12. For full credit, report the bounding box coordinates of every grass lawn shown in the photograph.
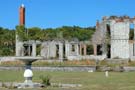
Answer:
[0,70,135,90]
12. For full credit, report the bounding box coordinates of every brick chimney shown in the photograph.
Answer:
[19,4,25,25]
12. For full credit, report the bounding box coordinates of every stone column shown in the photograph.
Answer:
[16,43,20,56]
[93,44,97,55]
[59,43,63,61]
[129,43,133,57]
[40,43,45,57]
[47,42,50,59]
[21,46,24,56]
[65,43,69,57]
[79,44,82,55]
[16,42,23,56]
[133,44,135,56]
[134,23,135,40]
[32,42,36,56]
[76,44,79,56]
[84,45,87,55]
[133,21,135,56]
[49,42,56,58]
[16,28,23,56]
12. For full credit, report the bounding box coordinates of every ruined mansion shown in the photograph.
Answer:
[16,16,135,61]
[14,5,135,61]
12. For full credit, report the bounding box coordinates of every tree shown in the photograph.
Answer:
[16,25,28,41]
[27,27,42,40]
[0,25,96,56]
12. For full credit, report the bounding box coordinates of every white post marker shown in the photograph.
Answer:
[88,70,93,72]
[105,71,109,77]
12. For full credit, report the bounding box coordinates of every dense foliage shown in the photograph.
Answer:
[0,26,95,56]
[0,27,15,56]
[16,25,95,41]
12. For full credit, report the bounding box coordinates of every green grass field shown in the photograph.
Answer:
[0,70,135,90]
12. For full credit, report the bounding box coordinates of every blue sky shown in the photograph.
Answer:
[0,0,134,29]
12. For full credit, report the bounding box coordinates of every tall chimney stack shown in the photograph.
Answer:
[16,4,25,56]
[19,4,25,25]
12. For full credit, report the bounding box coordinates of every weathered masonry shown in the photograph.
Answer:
[15,40,97,61]
[16,4,101,61]
[16,4,135,61]
[92,16,135,60]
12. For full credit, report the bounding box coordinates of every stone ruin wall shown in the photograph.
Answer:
[92,16,135,59]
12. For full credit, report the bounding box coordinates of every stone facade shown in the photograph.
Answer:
[15,4,135,61]
[14,4,106,61]
[92,16,135,60]
[15,40,99,61]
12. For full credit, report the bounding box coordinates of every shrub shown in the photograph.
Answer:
[128,60,135,66]
[39,75,51,86]
[0,61,24,66]
[33,60,96,66]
